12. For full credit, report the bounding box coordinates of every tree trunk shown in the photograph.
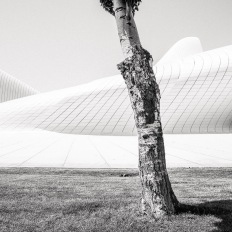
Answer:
[113,0,179,218]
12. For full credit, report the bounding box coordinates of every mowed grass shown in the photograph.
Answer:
[0,168,232,232]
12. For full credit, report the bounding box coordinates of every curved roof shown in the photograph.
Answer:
[157,37,203,65]
[0,69,39,103]
[0,44,232,134]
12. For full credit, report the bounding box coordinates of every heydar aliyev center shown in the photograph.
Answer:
[1,37,232,168]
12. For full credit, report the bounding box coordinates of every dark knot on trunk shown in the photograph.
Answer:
[117,47,153,80]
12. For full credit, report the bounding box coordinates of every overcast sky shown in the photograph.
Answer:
[0,0,232,92]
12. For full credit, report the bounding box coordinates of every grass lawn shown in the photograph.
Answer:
[0,168,231,232]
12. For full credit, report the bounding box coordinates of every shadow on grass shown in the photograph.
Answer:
[177,200,232,232]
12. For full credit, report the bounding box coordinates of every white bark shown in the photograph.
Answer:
[113,0,141,58]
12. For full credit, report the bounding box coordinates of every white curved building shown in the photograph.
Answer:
[0,69,38,103]
[157,37,203,65]
[0,43,232,134]
[0,38,232,168]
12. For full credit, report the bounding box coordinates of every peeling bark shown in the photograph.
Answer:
[113,0,179,218]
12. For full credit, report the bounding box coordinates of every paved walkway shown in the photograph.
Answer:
[0,131,231,168]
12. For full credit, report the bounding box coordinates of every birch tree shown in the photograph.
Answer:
[100,0,179,218]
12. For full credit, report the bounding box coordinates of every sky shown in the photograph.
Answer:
[0,0,232,92]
